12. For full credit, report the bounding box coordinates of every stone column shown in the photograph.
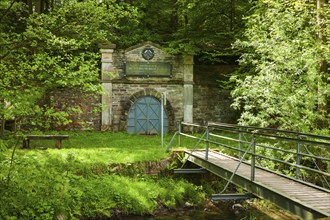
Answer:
[100,43,116,130]
[183,54,194,123]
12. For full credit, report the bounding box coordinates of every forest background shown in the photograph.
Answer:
[0,0,329,219]
[0,0,329,134]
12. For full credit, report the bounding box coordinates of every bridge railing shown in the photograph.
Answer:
[168,121,330,191]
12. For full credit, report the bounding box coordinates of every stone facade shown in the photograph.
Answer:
[51,42,238,132]
[100,41,190,132]
[110,84,180,131]
[99,41,239,132]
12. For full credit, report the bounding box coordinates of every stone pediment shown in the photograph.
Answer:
[124,41,173,62]
[123,41,177,77]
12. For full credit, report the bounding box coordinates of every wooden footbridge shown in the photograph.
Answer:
[167,122,330,219]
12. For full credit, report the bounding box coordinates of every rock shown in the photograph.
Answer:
[56,214,66,220]
[184,201,193,208]
[232,203,245,215]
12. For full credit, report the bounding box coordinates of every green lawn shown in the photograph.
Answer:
[15,131,211,165]
[19,132,173,164]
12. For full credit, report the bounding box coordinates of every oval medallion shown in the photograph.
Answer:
[142,48,155,60]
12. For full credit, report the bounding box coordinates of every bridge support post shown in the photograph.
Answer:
[239,127,243,159]
[251,136,256,181]
[205,126,209,160]
[178,121,181,147]
[296,135,301,179]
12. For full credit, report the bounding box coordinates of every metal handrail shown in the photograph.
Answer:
[256,143,330,162]
[169,121,330,190]
[209,122,330,141]
[209,122,330,146]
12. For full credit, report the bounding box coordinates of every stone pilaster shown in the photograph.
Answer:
[183,54,194,123]
[100,43,116,130]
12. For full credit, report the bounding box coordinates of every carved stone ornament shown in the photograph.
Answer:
[142,48,155,60]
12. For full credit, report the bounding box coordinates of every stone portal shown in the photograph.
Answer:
[99,41,238,132]
[100,41,192,132]
[127,96,168,134]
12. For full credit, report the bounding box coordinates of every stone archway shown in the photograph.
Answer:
[100,42,194,132]
[123,89,175,133]
[127,96,168,134]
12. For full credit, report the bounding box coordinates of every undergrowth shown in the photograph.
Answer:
[0,132,205,219]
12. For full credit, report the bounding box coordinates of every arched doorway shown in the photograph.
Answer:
[127,96,168,134]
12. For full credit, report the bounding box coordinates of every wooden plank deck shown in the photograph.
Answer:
[185,150,330,219]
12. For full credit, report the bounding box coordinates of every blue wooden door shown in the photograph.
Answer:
[127,96,168,134]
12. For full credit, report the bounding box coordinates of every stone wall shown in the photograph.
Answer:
[193,65,239,125]
[49,89,101,130]
[193,87,238,124]
[112,43,184,80]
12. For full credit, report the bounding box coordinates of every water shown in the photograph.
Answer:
[145,210,238,220]
[111,210,237,220]
[109,201,297,220]
[110,204,253,220]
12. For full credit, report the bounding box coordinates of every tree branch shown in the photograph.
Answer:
[0,0,18,22]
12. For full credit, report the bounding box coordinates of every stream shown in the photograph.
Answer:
[111,209,241,220]
[109,201,293,220]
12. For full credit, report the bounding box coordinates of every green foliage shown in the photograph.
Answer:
[0,154,205,219]
[128,0,252,62]
[231,0,330,134]
[0,0,139,129]
[169,0,250,56]
[0,0,253,130]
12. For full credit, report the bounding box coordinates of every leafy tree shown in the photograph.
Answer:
[0,0,138,131]
[127,0,251,63]
[170,0,251,59]
[231,0,330,134]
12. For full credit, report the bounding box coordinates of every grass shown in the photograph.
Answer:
[0,131,207,219]
[13,130,215,165]
[17,131,174,164]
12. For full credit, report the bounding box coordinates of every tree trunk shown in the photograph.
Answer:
[36,0,42,13]
[230,0,235,31]
[27,0,33,14]
[1,119,5,139]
